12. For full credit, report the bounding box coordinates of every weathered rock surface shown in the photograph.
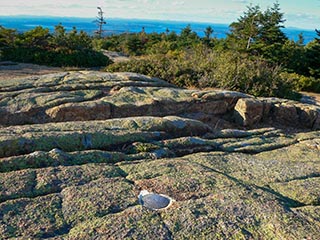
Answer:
[1,71,319,129]
[234,98,264,127]
[0,71,320,239]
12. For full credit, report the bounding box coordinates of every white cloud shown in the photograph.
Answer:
[172,1,185,6]
[0,0,318,29]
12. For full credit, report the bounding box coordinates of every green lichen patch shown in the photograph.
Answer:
[295,131,320,141]
[0,150,66,172]
[184,152,320,186]
[67,206,171,239]
[270,177,320,205]
[120,158,235,201]
[161,137,217,151]
[293,206,320,227]
[120,127,294,157]
[0,116,211,158]
[61,177,137,225]
[256,138,320,163]
[69,150,126,165]
[160,186,319,239]
[0,163,123,202]
[201,128,298,154]
[103,86,193,107]
[0,115,209,136]
[127,142,161,154]
[0,194,67,239]
[34,164,124,196]
[0,149,127,172]
[3,89,103,114]
[218,135,297,153]
[0,169,36,202]
[0,129,165,158]
[206,127,279,139]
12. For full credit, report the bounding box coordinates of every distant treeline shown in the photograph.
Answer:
[0,2,319,98]
[0,24,110,67]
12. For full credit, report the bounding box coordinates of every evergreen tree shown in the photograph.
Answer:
[316,29,320,43]
[95,7,106,38]
[179,25,200,48]
[20,26,50,48]
[297,33,304,46]
[66,27,92,50]
[180,24,193,38]
[228,5,261,50]
[51,23,67,48]
[203,26,214,47]
[227,2,287,51]
[204,26,214,40]
[305,39,320,78]
[258,2,287,46]
[0,26,18,48]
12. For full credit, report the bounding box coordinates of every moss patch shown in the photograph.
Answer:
[61,178,137,226]
[161,186,316,240]
[0,194,67,239]
[270,177,320,205]
[67,206,171,239]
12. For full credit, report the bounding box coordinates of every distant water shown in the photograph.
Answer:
[0,16,317,44]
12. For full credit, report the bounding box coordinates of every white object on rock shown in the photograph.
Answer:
[138,190,174,210]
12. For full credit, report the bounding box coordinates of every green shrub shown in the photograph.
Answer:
[106,52,201,87]
[0,25,111,68]
[280,72,320,93]
[2,47,111,67]
[203,51,299,99]
[106,46,298,99]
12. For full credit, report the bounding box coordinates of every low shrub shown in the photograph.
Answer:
[280,72,320,93]
[106,47,299,99]
[105,53,201,87]
[2,47,111,67]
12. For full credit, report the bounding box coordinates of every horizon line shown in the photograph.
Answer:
[0,14,317,32]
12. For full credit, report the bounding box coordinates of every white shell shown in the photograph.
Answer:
[138,190,174,210]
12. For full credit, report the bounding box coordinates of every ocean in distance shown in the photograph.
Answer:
[0,16,317,44]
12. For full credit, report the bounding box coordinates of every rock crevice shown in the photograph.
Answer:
[1,71,319,131]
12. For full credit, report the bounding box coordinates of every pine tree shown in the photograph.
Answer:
[227,2,287,51]
[95,7,106,38]
[0,26,17,48]
[51,23,67,48]
[316,29,320,43]
[21,26,50,48]
[204,26,214,40]
[228,5,261,50]
[258,2,287,46]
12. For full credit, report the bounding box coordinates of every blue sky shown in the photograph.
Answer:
[0,0,319,30]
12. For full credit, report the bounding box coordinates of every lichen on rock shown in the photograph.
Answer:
[0,71,319,239]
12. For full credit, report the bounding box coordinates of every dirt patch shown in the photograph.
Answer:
[102,50,130,63]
